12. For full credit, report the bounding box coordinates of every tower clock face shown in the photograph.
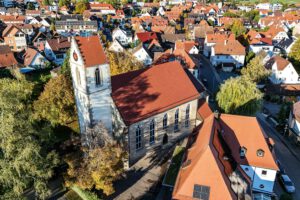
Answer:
[73,51,78,61]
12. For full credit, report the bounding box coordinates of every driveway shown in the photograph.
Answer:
[257,113,300,200]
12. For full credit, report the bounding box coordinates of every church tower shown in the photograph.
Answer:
[70,36,113,138]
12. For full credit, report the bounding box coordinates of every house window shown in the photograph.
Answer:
[76,68,81,86]
[262,170,267,176]
[150,120,155,144]
[174,109,179,132]
[257,149,265,157]
[136,126,142,150]
[240,146,247,158]
[185,104,190,127]
[163,114,168,130]
[56,54,64,59]
[95,68,101,86]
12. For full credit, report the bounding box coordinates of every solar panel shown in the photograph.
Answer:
[193,184,210,200]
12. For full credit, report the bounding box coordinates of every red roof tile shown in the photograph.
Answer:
[75,36,107,67]
[136,32,157,43]
[0,45,18,68]
[111,61,200,125]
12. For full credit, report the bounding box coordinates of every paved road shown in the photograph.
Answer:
[257,113,300,199]
[191,54,221,95]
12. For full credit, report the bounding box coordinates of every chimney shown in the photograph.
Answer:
[57,38,60,43]
[224,39,227,45]
[214,110,220,120]
[67,37,71,42]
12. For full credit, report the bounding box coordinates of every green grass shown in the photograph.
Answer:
[163,146,185,187]
[70,185,101,200]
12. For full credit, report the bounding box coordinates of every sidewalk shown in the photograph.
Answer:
[111,144,174,200]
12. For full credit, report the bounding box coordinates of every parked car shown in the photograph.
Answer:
[279,174,295,193]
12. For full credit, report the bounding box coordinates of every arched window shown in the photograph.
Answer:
[150,120,155,144]
[136,126,142,150]
[163,114,168,130]
[95,68,101,86]
[185,105,190,127]
[76,67,81,86]
[174,109,179,132]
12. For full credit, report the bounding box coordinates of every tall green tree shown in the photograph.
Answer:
[61,50,71,77]
[75,0,88,14]
[216,77,263,115]
[0,79,59,199]
[228,20,246,38]
[64,123,127,196]
[34,74,76,126]
[108,51,143,76]
[241,55,271,83]
[288,38,300,72]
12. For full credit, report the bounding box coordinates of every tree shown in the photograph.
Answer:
[288,38,300,73]
[27,2,35,10]
[108,51,143,76]
[50,22,56,32]
[34,74,76,126]
[64,123,127,196]
[216,77,263,115]
[0,79,59,199]
[245,51,255,64]
[241,55,271,83]
[75,0,88,14]
[229,20,246,38]
[61,50,71,77]
[42,0,50,5]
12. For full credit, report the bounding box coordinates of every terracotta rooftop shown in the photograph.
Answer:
[265,55,290,71]
[220,114,278,170]
[75,36,107,67]
[47,37,71,53]
[0,45,18,68]
[206,32,236,43]
[23,47,39,66]
[136,32,157,43]
[197,99,212,120]
[111,61,201,125]
[213,40,245,56]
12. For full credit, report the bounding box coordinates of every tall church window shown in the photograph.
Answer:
[95,68,101,86]
[150,120,155,144]
[174,109,179,132]
[185,105,190,127]
[163,114,168,130]
[136,126,142,150]
[76,67,81,86]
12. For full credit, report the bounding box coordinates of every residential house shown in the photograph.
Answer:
[247,29,274,54]
[132,43,152,66]
[203,32,235,57]
[2,24,27,52]
[151,26,175,34]
[0,45,18,68]
[44,37,70,65]
[23,47,47,69]
[109,39,125,53]
[265,56,300,84]
[89,2,116,15]
[262,26,289,45]
[210,39,245,71]
[0,15,25,24]
[55,20,98,35]
[136,31,157,44]
[288,101,300,144]
[192,21,214,51]
[175,40,199,55]
[161,33,186,49]
[172,106,278,200]
[275,37,296,55]
[112,27,133,46]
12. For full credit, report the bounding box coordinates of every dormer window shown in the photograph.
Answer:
[240,146,247,159]
[257,149,265,157]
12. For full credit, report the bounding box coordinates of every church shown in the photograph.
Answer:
[70,35,206,164]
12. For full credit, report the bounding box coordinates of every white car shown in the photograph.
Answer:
[280,174,295,193]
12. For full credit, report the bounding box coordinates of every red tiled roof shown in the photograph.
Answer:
[197,99,212,120]
[136,32,157,43]
[75,36,107,67]
[0,45,18,68]
[23,47,39,66]
[47,37,70,52]
[220,114,278,170]
[265,55,290,71]
[111,61,200,125]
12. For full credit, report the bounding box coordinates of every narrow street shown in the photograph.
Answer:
[257,113,300,199]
